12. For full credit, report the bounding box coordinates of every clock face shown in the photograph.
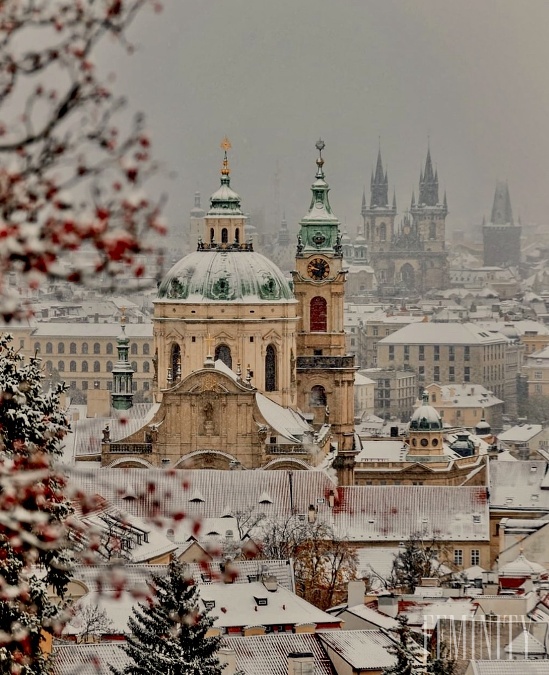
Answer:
[307,257,330,280]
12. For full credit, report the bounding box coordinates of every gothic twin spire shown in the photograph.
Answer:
[364,144,447,213]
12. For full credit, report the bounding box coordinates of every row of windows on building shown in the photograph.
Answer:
[36,341,151,356]
[45,360,150,373]
[418,365,471,382]
[388,345,473,361]
[66,380,150,392]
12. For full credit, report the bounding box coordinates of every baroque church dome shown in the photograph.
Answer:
[157,249,294,304]
[157,137,294,305]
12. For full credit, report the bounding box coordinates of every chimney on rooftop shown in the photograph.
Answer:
[287,653,314,675]
[347,579,366,608]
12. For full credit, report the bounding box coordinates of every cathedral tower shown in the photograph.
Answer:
[410,147,448,253]
[362,147,397,259]
[292,140,357,483]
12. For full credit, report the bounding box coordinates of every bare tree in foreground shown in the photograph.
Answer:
[259,516,358,610]
[0,0,166,320]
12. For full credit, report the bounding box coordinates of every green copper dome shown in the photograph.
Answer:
[157,250,295,304]
[409,391,443,431]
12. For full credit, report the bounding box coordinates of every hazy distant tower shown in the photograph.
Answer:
[482,181,521,267]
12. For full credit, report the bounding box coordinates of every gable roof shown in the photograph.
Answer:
[318,630,397,670]
[222,633,336,674]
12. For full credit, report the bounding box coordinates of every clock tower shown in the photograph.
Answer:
[292,140,357,484]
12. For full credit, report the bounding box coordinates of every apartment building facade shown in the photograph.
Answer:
[376,322,508,401]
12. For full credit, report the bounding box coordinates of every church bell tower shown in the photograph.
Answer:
[292,140,357,484]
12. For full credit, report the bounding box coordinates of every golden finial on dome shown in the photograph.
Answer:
[220,136,232,176]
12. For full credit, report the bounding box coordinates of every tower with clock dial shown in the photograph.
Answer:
[292,140,357,484]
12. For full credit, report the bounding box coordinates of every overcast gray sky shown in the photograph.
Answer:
[109,0,549,244]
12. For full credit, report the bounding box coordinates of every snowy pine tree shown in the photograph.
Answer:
[0,334,73,675]
[114,561,223,675]
[383,616,423,675]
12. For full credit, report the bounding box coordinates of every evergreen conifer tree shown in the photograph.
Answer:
[114,561,223,675]
[0,334,73,675]
[383,616,422,675]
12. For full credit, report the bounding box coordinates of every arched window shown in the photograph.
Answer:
[310,385,327,407]
[143,361,150,373]
[58,343,65,354]
[215,344,232,369]
[93,342,101,354]
[70,361,77,372]
[379,222,387,241]
[170,343,181,382]
[131,343,138,355]
[235,227,240,243]
[210,227,214,243]
[34,342,40,354]
[221,227,228,244]
[58,361,65,372]
[400,263,415,289]
[70,342,77,354]
[106,361,113,372]
[131,361,138,373]
[143,343,150,356]
[93,361,101,372]
[82,343,88,355]
[46,342,53,354]
[46,360,53,372]
[265,344,277,392]
[310,296,327,332]
[429,221,436,240]
[106,343,113,355]
[82,361,88,372]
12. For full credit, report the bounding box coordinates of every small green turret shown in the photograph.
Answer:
[111,311,134,411]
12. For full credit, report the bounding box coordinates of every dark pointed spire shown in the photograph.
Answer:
[424,147,435,182]
[392,189,397,211]
[490,180,514,225]
[374,147,384,184]
[411,191,416,208]
[361,187,367,218]
[443,190,448,212]
[418,147,439,206]
[277,211,290,246]
[370,145,389,208]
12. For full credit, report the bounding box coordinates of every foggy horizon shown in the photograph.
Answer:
[104,0,549,246]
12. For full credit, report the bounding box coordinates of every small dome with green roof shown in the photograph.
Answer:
[409,391,443,431]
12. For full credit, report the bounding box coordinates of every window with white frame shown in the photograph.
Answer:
[453,549,463,566]
[471,549,480,566]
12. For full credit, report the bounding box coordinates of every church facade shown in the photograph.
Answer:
[362,148,449,295]
[99,140,356,482]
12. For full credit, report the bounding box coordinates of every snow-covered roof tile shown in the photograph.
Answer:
[490,461,549,508]
[318,630,397,670]
[222,633,335,675]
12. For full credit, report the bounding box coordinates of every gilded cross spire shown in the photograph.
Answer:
[220,136,232,177]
